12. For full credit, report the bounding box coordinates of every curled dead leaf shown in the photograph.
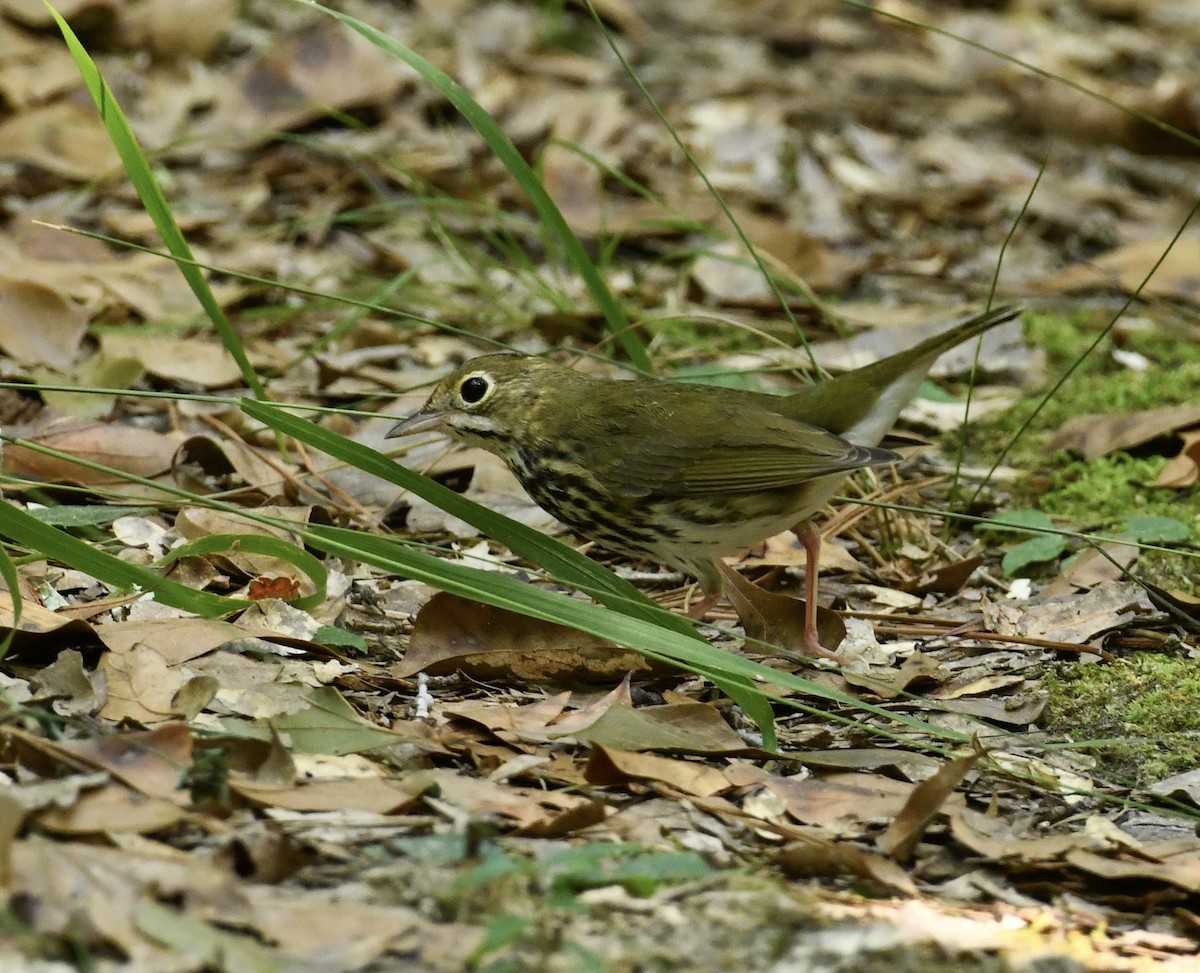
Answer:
[399,592,662,682]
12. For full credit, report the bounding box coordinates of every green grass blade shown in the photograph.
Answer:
[0,501,251,617]
[295,0,650,372]
[0,543,20,661]
[44,3,269,402]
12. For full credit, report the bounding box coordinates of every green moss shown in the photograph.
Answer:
[973,311,1200,459]
[961,312,1199,590]
[1037,453,1179,527]
[1042,656,1200,784]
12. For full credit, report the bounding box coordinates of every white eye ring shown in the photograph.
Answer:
[458,372,494,406]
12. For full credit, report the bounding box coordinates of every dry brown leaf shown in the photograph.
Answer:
[29,649,103,716]
[208,22,409,136]
[541,677,634,739]
[791,749,942,778]
[1034,237,1200,301]
[232,776,424,814]
[0,33,85,108]
[930,694,1046,727]
[952,806,1200,895]
[9,835,241,963]
[717,558,846,656]
[34,349,145,420]
[0,591,103,659]
[739,532,863,575]
[571,701,753,755]
[839,652,943,699]
[36,783,187,836]
[120,0,236,59]
[403,768,603,836]
[1046,540,1139,593]
[400,591,660,681]
[585,744,732,798]
[175,434,291,492]
[88,251,202,321]
[899,555,984,595]
[778,836,919,897]
[240,885,483,971]
[100,332,244,388]
[5,417,182,485]
[57,724,194,802]
[982,580,1153,644]
[926,673,1025,701]
[98,643,183,724]
[766,771,924,836]
[0,101,120,179]
[0,273,87,367]
[1043,404,1200,460]
[948,806,1097,862]
[877,749,981,862]
[173,505,311,582]
[0,0,116,27]
[94,617,236,662]
[1154,427,1200,488]
[443,692,573,744]
[1066,845,1200,895]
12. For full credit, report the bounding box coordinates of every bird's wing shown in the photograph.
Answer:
[601,412,898,498]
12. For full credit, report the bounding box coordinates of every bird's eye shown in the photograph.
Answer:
[459,375,491,404]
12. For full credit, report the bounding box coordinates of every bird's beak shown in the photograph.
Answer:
[386,410,448,438]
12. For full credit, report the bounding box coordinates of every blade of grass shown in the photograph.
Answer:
[294,0,651,372]
[0,544,20,661]
[44,4,268,402]
[0,500,251,617]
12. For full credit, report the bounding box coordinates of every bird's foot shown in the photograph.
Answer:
[682,587,721,620]
[714,560,845,663]
[799,629,845,664]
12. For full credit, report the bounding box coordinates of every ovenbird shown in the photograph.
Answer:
[389,305,1021,658]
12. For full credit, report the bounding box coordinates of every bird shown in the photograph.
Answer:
[388,304,1021,660]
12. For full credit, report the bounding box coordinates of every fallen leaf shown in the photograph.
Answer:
[1043,404,1200,460]
[0,101,119,179]
[1153,427,1200,488]
[585,744,733,798]
[100,332,244,388]
[0,273,87,367]
[98,642,182,724]
[717,559,846,657]
[231,775,425,814]
[36,783,186,835]
[571,702,751,755]
[5,417,181,485]
[1034,237,1200,302]
[208,22,409,136]
[58,724,194,802]
[878,749,982,862]
[778,837,918,896]
[399,592,660,681]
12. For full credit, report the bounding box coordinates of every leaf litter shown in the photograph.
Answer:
[0,0,1197,970]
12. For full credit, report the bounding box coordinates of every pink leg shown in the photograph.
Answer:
[714,554,843,663]
[795,520,836,659]
[684,587,721,619]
